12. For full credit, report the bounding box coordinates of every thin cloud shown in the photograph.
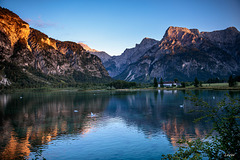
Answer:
[25,18,56,28]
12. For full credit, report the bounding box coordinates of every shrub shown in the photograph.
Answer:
[107,80,137,89]
[162,93,240,159]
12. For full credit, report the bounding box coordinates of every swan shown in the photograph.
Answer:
[180,104,184,108]
[91,112,96,117]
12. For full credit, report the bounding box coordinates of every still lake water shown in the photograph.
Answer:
[0,90,239,159]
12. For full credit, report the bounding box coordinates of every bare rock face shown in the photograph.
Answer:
[78,42,98,52]
[201,27,239,44]
[114,26,240,82]
[200,27,240,58]
[0,8,30,48]
[91,51,111,63]
[104,37,158,77]
[78,42,111,63]
[0,7,110,87]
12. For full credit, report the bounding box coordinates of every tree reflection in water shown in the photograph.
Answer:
[0,90,239,159]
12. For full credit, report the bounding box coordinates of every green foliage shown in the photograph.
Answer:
[154,77,158,88]
[234,75,240,82]
[107,80,137,89]
[0,60,113,92]
[228,75,237,87]
[160,78,164,88]
[0,62,43,89]
[72,70,111,83]
[181,82,186,88]
[194,77,199,87]
[162,138,205,159]
[207,77,225,83]
[75,83,108,90]
[162,93,240,159]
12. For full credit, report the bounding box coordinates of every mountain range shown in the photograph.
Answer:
[0,7,110,87]
[1,7,240,87]
[101,26,240,82]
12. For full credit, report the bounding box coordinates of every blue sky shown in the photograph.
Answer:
[1,0,240,55]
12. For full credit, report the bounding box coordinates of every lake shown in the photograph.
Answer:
[0,90,239,159]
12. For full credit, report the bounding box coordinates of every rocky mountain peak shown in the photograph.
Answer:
[78,42,98,52]
[164,26,194,39]
[161,26,202,48]
[190,29,200,35]
[200,27,240,44]
[159,26,202,50]
[113,26,240,82]
[78,42,111,63]
[0,7,31,50]
[139,37,158,46]
[0,7,111,86]
[103,37,158,77]
[226,26,239,32]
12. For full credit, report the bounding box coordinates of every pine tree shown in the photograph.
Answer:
[181,82,186,88]
[194,77,199,87]
[153,77,158,88]
[228,75,236,87]
[160,78,164,88]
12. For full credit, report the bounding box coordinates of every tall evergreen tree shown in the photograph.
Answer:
[194,77,199,87]
[153,77,158,88]
[160,78,164,88]
[228,75,236,87]
[181,82,186,88]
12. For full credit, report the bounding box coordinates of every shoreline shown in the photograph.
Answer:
[1,86,240,94]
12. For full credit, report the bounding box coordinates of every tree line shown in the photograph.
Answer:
[153,75,240,88]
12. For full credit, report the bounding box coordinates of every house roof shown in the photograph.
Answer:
[163,82,173,84]
[158,81,174,84]
[158,81,181,85]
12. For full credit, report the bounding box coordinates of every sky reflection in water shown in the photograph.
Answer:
[0,90,239,159]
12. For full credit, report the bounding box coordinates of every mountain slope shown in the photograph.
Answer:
[0,7,111,87]
[114,26,240,82]
[104,38,158,77]
[78,42,111,63]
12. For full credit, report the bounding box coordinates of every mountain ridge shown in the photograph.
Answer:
[0,7,111,87]
[78,42,111,63]
[1,7,239,86]
[103,37,158,77]
[108,26,240,82]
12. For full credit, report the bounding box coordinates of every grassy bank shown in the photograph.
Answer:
[2,86,240,94]
[1,82,240,93]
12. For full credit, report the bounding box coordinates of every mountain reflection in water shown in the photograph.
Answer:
[0,90,239,159]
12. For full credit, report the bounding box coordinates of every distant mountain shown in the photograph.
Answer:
[109,26,240,82]
[78,42,111,63]
[0,7,111,87]
[103,38,158,77]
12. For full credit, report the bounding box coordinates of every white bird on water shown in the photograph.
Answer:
[180,104,184,108]
[91,112,96,117]
[74,110,78,113]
